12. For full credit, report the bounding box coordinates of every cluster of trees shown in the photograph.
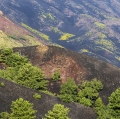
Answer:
[0,49,48,91]
[95,88,120,119]
[0,98,70,119]
[59,78,103,107]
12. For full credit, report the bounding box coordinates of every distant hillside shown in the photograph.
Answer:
[1,0,120,67]
[0,13,45,48]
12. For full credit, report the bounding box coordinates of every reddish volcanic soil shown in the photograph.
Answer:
[0,14,28,36]
[13,45,120,104]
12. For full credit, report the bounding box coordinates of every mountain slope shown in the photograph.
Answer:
[13,45,120,104]
[0,77,96,119]
[1,0,120,67]
[0,12,45,48]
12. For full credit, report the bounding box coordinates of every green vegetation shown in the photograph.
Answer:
[59,78,78,102]
[0,49,49,90]
[42,14,47,19]
[20,37,27,41]
[115,56,120,61]
[76,78,103,107]
[98,33,107,39]
[40,90,56,96]
[50,26,63,34]
[42,13,54,20]
[0,48,28,67]
[8,35,26,41]
[108,88,120,118]
[33,93,41,99]
[42,104,70,119]
[52,70,61,81]
[23,35,41,46]
[80,49,89,53]
[59,33,75,40]
[94,22,106,29]
[47,13,54,20]
[0,98,37,119]
[50,26,75,40]
[21,23,50,40]
[94,87,120,119]
[94,39,115,51]
[8,35,19,40]
[0,63,48,90]
[59,78,103,107]
[0,30,23,48]
[0,82,5,87]
[80,14,92,18]
[94,97,109,119]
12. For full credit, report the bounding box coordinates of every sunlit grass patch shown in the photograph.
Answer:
[59,33,75,40]
[94,39,115,51]
[21,23,50,40]
[94,22,106,29]
[80,49,89,53]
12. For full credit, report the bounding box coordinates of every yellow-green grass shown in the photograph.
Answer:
[23,35,42,46]
[94,22,106,29]
[80,49,89,53]
[94,39,115,51]
[115,56,120,61]
[21,23,50,40]
[0,30,23,48]
[59,33,75,40]
[50,26,63,34]
[98,33,107,39]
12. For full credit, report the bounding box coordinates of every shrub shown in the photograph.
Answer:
[0,63,49,90]
[20,37,26,40]
[59,78,78,102]
[40,90,56,96]
[76,87,99,106]
[0,48,28,67]
[52,70,61,81]
[108,87,120,118]
[0,112,9,119]
[42,104,70,119]
[33,93,41,99]
[0,98,37,119]
[0,82,5,87]
[94,97,110,119]
[0,48,13,63]
[8,35,19,40]
[79,78,103,91]
[94,88,120,119]
[0,49,49,91]
[76,78,103,107]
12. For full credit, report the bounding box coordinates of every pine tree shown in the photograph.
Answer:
[43,104,70,119]
[0,98,37,119]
